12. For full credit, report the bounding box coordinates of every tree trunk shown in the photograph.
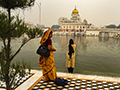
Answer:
[5,62,11,90]
[7,8,11,59]
[8,8,11,22]
[6,78,11,90]
[4,8,12,90]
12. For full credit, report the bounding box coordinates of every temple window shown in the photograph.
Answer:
[73,16,77,18]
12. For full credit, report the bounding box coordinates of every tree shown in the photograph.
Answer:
[0,0,43,89]
[117,24,120,28]
[51,25,60,29]
[0,0,35,20]
[106,24,117,28]
[0,11,43,90]
[88,23,92,28]
[0,10,43,90]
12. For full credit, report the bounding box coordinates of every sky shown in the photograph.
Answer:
[12,0,120,27]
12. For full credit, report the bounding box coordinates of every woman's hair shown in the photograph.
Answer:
[69,39,74,44]
[68,39,74,59]
[50,30,53,34]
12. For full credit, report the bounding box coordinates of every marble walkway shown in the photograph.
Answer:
[1,70,120,90]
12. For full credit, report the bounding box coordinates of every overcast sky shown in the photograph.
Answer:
[13,0,120,27]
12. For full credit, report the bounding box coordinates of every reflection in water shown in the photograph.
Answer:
[1,36,120,77]
[53,36,87,55]
[53,36,120,77]
[99,37,109,42]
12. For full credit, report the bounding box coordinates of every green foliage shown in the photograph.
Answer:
[51,25,60,29]
[0,0,43,89]
[0,11,9,40]
[0,50,31,89]
[88,23,92,28]
[0,11,28,40]
[26,27,43,39]
[27,62,31,74]
[10,16,28,38]
[117,24,120,28]
[22,37,28,45]
[0,11,43,61]
[0,0,35,9]
[0,50,6,82]
[106,24,117,28]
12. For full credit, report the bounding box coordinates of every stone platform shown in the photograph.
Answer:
[1,70,120,90]
[28,77,120,90]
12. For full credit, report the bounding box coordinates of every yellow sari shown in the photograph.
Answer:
[39,30,57,81]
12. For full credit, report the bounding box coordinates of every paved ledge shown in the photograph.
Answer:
[1,70,120,90]
[17,70,120,90]
[57,72,120,83]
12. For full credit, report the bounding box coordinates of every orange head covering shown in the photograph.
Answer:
[40,29,52,45]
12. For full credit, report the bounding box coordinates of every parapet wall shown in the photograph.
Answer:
[86,28,120,31]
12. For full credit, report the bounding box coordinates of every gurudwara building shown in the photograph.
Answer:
[59,7,88,36]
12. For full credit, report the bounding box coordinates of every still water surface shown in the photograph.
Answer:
[8,36,120,77]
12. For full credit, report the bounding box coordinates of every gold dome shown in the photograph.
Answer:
[66,20,68,22]
[84,19,87,22]
[72,8,79,14]
[62,18,65,20]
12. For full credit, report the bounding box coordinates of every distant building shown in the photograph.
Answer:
[36,24,50,31]
[60,7,88,33]
[25,21,49,32]
[36,24,42,28]
[58,17,67,26]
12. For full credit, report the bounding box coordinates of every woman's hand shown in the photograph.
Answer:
[53,48,57,51]
[48,45,57,51]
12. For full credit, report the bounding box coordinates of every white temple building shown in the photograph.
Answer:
[59,7,88,36]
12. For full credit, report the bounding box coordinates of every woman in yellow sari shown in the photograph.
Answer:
[39,29,57,82]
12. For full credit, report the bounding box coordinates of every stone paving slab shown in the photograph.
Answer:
[57,72,120,83]
[28,76,120,90]
[27,70,120,90]
[1,70,120,90]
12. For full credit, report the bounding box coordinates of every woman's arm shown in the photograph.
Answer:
[48,45,56,51]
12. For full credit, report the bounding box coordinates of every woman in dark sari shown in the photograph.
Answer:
[66,39,76,73]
